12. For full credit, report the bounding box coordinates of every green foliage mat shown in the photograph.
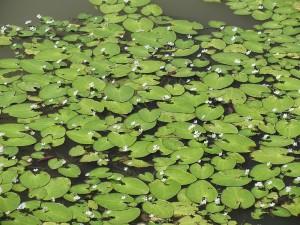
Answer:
[0,0,300,224]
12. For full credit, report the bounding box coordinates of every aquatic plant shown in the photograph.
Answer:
[0,0,299,224]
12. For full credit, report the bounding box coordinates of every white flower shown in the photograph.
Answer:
[272,108,277,112]
[245,169,250,175]
[231,36,236,41]
[200,198,207,205]
[193,130,201,138]
[33,168,39,172]
[62,99,68,105]
[73,90,79,96]
[162,95,171,100]
[215,198,220,204]
[255,182,263,188]
[85,210,94,217]
[215,68,222,73]
[294,177,300,182]
[153,145,160,151]
[232,27,238,32]
[30,104,38,109]
[274,90,281,95]
[267,162,272,166]
[266,180,273,185]
[269,202,275,207]
[259,203,265,208]
[188,124,196,130]
[130,121,137,126]
[285,186,291,192]
[85,173,90,177]
[234,59,241,64]
[25,20,32,25]
[122,145,129,152]
[73,195,81,201]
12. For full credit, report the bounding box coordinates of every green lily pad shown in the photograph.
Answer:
[113,177,149,195]
[221,187,255,209]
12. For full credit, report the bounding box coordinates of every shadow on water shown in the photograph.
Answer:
[0,1,299,225]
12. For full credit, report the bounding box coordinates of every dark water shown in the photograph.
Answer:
[0,1,299,225]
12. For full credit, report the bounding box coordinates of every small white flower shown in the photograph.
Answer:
[73,195,81,201]
[162,95,171,100]
[255,182,263,188]
[33,168,39,172]
[62,99,68,105]
[153,145,160,151]
[188,124,196,130]
[274,90,281,95]
[267,162,272,166]
[285,186,291,192]
[282,113,288,119]
[246,50,252,55]
[294,177,300,182]
[85,210,93,217]
[30,104,38,109]
[215,198,220,204]
[193,130,201,138]
[122,145,129,152]
[218,152,223,156]
[266,180,273,185]
[245,169,250,175]
[25,20,32,25]
[200,198,207,205]
[231,36,236,41]
[272,108,277,112]
[232,27,238,32]
[234,59,241,64]
[85,173,90,177]
[121,195,126,200]
[130,121,137,126]
[215,68,222,73]
[269,202,275,207]
[258,5,264,9]
[187,34,192,39]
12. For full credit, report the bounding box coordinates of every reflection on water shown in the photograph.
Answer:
[152,0,257,28]
[0,1,298,225]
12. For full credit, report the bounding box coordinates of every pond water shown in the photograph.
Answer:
[0,1,299,225]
